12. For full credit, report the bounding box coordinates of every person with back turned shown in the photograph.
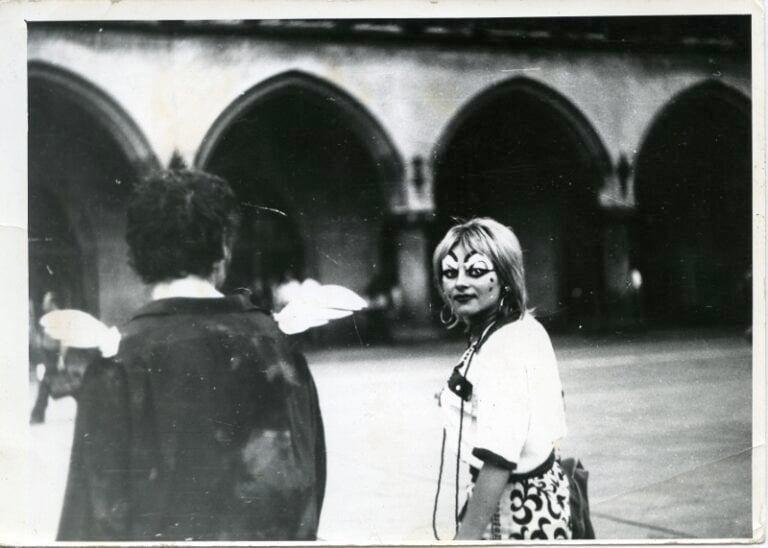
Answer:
[57,169,326,541]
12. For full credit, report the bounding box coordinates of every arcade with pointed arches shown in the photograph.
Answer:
[432,77,612,327]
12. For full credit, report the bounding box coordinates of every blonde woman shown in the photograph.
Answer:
[434,217,570,540]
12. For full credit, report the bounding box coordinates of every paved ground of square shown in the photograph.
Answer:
[24,328,755,542]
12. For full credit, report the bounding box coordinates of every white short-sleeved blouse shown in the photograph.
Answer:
[438,314,567,474]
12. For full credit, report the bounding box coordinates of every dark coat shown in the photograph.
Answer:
[57,295,326,541]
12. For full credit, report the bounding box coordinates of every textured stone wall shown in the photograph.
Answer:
[26,24,752,330]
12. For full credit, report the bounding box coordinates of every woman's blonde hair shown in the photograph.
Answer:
[432,217,528,327]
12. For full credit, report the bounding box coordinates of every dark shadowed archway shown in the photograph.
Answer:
[196,71,405,313]
[28,62,159,324]
[633,80,751,325]
[433,78,611,327]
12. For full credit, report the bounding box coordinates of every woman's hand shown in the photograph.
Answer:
[454,461,510,540]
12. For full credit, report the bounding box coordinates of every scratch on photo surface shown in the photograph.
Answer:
[351,314,364,349]
[592,445,754,507]
[318,250,339,266]
[588,445,756,538]
[599,193,627,206]
[242,202,287,216]
[500,67,541,73]
[590,511,694,538]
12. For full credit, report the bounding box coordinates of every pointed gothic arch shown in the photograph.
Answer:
[196,70,404,208]
[28,61,159,175]
[633,79,751,325]
[195,71,405,325]
[432,77,612,327]
[28,61,159,322]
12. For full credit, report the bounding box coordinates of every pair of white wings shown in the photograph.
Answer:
[39,282,368,356]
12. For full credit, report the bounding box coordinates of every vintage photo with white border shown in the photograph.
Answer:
[0,0,765,545]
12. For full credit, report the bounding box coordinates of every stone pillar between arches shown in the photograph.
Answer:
[602,221,640,328]
[393,214,434,329]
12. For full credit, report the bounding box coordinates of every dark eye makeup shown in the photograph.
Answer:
[467,267,493,278]
[441,267,494,279]
[442,268,459,279]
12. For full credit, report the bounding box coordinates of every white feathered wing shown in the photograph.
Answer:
[273,280,367,334]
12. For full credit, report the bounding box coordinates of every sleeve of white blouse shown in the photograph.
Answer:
[471,328,530,470]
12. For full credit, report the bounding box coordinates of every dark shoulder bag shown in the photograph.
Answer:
[560,457,596,539]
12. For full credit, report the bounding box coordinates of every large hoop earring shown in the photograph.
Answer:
[498,287,511,315]
[440,303,456,326]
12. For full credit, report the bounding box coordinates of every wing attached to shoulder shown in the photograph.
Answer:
[39,309,121,358]
[273,281,367,335]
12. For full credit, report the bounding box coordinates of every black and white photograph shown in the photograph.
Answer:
[0,0,765,544]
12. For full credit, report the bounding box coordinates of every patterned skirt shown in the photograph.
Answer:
[463,455,572,540]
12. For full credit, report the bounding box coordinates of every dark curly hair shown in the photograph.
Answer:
[126,169,240,284]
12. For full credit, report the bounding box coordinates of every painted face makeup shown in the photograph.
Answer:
[441,242,502,325]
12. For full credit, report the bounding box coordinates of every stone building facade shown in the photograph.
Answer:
[27,17,753,336]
